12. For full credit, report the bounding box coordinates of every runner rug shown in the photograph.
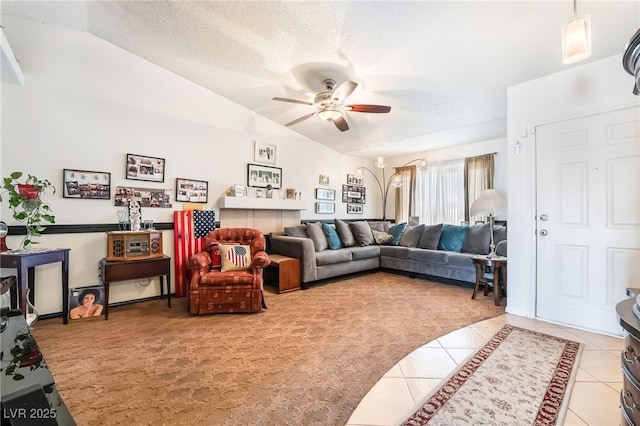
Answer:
[399,324,583,426]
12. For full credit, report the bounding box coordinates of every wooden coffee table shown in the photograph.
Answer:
[264,255,300,293]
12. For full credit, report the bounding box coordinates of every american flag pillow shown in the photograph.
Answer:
[219,244,252,272]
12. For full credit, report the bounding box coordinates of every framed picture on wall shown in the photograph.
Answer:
[347,174,363,186]
[247,163,282,189]
[175,178,208,203]
[315,188,335,201]
[319,175,330,185]
[315,202,335,214]
[126,153,165,183]
[63,169,111,199]
[254,141,277,165]
[347,204,363,214]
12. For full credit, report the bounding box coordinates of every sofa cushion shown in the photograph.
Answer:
[461,222,491,254]
[417,224,443,249]
[388,222,407,246]
[371,229,393,245]
[447,252,475,268]
[306,222,328,252]
[322,223,343,250]
[399,224,425,247]
[284,225,308,238]
[437,224,469,252]
[335,219,356,247]
[349,221,374,246]
[496,240,507,256]
[219,244,252,272]
[315,249,352,266]
[368,221,391,233]
[379,245,411,258]
[349,245,381,260]
[493,224,507,245]
[408,249,449,264]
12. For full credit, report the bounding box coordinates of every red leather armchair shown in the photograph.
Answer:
[187,228,270,315]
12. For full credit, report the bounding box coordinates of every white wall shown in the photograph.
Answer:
[0,16,509,316]
[506,54,640,318]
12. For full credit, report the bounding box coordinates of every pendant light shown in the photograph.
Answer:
[562,0,591,64]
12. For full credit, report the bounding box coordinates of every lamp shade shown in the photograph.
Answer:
[562,15,591,64]
[470,189,507,217]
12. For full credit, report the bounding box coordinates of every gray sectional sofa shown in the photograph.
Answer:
[269,220,507,287]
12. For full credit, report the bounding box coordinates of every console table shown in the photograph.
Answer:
[0,249,71,324]
[99,256,171,320]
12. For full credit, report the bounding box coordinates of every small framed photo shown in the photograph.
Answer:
[233,184,248,197]
[126,153,165,182]
[68,285,105,320]
[319,175,330,186]
[286,188,296,199]
[315,188,335,201]
[315,202,335,214]
[63,169,111,199]
[254,141,277,165]
[347,204,363,214]
[347,174,363,186]
[176,178,208,203]
[247,163,282,189]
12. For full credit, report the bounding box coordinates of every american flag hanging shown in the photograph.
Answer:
[227,245,248,267]
[173,210,216,297]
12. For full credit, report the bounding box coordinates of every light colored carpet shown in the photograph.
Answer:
[399,324,583,425]
[32,271,504,426]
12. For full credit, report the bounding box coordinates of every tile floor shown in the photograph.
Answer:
[346,313,624,426]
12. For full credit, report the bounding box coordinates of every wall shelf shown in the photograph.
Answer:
[218,196,307,211]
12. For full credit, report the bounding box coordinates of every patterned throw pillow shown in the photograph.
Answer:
[371,229,393,245]
[210,242,222,270]
[219,244,252,272]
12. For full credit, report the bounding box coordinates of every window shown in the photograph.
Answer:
[413,159,465,225]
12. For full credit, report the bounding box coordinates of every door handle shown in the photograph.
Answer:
[539,229,548,236]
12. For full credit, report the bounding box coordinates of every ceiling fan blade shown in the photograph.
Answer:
[273,97,313,106]
[285,112,317,127]
[332,115,349,132]
[332,80,358,102]
[346,104,391,113]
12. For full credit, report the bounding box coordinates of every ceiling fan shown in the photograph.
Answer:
[272,79,391,132]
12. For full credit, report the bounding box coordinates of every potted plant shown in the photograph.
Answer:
[0,172,56,249]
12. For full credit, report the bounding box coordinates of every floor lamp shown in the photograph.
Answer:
[469,189,507,258]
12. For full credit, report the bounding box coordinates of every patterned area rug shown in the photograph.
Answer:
[400,324,583,426]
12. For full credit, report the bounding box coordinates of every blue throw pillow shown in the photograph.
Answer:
[388,222,408,246]
[321,223,343,250]
[437,224,469,252]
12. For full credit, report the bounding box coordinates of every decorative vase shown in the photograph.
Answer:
[17,184,40,200]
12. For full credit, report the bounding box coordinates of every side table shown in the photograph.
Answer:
[264,254,300,293]
[471,256,507,306]
[99,255,171,319]
[0,249,71,324]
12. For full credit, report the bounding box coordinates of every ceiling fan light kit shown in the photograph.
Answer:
[272,78,391,132]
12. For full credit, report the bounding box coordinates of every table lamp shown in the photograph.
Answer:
[470,189,507,258]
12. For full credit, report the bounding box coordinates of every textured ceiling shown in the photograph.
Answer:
[2,1,639,158]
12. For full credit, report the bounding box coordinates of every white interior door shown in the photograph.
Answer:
[535,106,640,335]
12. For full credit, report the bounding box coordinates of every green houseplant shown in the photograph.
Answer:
[0,172,56,249]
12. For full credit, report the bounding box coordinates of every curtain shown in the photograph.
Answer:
[394,165,416,224]
[414,159,465,225]
[464,153,495,222]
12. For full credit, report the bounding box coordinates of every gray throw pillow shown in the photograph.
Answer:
[284,225,308,238]
[306,222,328,252]
[349,221,374,247]
[368,221,391,233]
[335,219,356,247]
[493,224,507,245]
[399,224,425,248]
[417,224,443,249]
[461,222,491,254]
